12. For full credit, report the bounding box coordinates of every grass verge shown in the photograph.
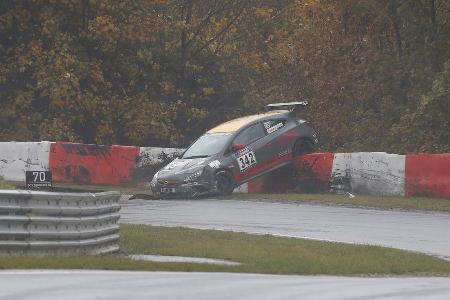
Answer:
[0,177,14,189]
[230,193,450,213]
[5,180,450,212]
[0,224,449,276]
[6,181,148,195]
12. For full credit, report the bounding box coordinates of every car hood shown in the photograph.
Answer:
[159,157,212,175]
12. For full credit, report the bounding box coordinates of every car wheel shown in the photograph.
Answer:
[293,138,314,156]
[215,170,235,195]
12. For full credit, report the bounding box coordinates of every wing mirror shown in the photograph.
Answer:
[232,143,246,152]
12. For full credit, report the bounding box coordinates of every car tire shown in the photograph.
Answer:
[293,138,314,156]
[215,170,235,195]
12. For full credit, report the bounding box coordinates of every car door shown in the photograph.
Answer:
[231,122,274,183]
[262,118,288,156]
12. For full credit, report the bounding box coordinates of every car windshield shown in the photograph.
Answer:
[182,133,232,159]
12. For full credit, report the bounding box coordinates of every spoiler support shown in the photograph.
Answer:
[264,101,308,113]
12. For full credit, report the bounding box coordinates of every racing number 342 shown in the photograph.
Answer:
[238,151,256,171]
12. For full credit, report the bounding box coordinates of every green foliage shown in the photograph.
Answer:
[0,176,14,189]
[0,0,448,152]
[389,60,450,153]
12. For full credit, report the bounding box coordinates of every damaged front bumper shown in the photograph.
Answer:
[150,180,216,198]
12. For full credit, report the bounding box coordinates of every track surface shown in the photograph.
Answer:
[3,199,449,299]
[1,270,450,300]
[121,198,450,259]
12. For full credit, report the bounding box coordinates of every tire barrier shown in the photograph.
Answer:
[0,141,449,198]
[0,190,121,256]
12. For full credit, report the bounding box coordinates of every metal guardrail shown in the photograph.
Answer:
[0,190,121,256]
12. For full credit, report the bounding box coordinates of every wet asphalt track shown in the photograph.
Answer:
[121,197,450,259]
[4,197,449,300]
[1,270,450,300]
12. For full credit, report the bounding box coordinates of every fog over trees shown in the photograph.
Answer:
[0,0,448,152]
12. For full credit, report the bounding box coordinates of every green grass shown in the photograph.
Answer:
[230,193,450,212]
[7,181,148,194]
[1,224,450,276]
[49,182,149,194]
[6,180,449,212]
[0,177,14,189]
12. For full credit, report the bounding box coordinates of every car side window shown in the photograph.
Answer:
[263,119,286,134]
[233,123,266,145]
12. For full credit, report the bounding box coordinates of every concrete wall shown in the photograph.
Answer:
[331,152,405,196]
[0,142,52,182]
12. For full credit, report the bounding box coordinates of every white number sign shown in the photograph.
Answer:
[236,147,257,171]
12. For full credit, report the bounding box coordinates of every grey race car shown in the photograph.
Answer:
[150,102,318,197]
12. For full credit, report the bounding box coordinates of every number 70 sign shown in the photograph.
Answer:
[25,171,52,189]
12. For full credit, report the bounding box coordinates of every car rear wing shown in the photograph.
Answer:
[264,101,308,113]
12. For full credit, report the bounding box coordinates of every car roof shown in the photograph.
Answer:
[207,110,289,133]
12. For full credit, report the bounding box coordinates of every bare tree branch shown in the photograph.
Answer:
[188,3,247,60]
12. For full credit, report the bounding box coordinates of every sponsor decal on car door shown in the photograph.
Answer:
[234,120,292,182]
[232,123,279,182]
[231,123,267,180]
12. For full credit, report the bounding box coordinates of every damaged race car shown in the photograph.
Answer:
[150,101,318,198]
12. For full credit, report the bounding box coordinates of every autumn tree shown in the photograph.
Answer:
[0,0,448,152]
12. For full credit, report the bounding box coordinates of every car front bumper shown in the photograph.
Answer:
[151,180,215,198]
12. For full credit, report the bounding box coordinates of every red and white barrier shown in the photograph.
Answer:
[294,153,334,192]
[0,142,53,182]
[241,152,447,198]
[135,147,184,186]
[0,141,449,198]
[405,154,450,198]
[49,142,140,186]
[332,152,405,196]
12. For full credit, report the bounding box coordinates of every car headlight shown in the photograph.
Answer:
[184,169,204,183]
